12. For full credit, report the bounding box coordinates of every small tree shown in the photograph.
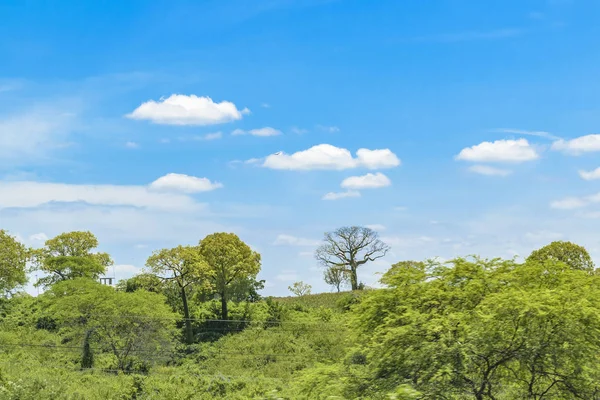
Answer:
[316,226,390,290]
[289,281,312,296]
[33,231,112,288]
[198,233,261,321]
[146,245,213,344]
[324,266,349,292]
[0,229,29,297]
[527,241,595,272]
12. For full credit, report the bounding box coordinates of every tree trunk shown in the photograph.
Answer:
[350,262,358,290]
[181,287,193,344]
[221,291,228,320]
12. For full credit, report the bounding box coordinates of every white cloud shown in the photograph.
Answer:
[322,190,361,200]
[262,144,401,170]
[112,264,142,280]
[232,127,282,137]
[467,165,512,176]
[203,132,222,140]
[261,103,270,108]
[580,167,600,181]
[126,94,250,126]
[550,193,600,210]
[273,234,320,247]
[552,134,600,154]
[29,232,48,243]
[149,173,223,194]
[456,139,539,163]
[125,141,139,149]
[317,125,340,133]
[365,224,386,231]
[492,128,559,140]
[0,180,205,211]
[290,127,308,135]
[0,104,79,165]
[341,172,391,189]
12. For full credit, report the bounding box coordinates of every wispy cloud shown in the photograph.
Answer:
[491,128,560,140]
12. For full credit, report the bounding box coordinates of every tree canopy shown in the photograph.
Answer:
[33,231,113,288]
[315,226,389,290]
[0,229,29,297]
[198,232,261,320]
[527,240,595,271]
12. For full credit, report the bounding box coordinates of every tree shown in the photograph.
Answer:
[33,231,113,288]
[527,240,595,271]
[146,245,213,344]
[289,281,312,296]
[198,233,261,321]
[323,266,349,292]
[45,279,176,372]
[0,230,29,296]
[315,226,390,290]
[116,273,163,293]
[351,256,600,399]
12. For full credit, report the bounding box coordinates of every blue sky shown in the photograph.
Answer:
[2,0,600,296]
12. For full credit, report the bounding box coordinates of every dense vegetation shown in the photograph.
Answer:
[1,228,599,399]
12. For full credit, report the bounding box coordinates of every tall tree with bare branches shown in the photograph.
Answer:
[315,226,390,290]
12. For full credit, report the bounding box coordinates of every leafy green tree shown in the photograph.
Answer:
[198,233,261,320]
[0,230,29,296]
[146,245,213,344]
[33,231,113,288]
[315,226,389,290]
[116,273,163,293]
[45,279,176,372]
[323,266,349,292]
[351,256,600,399]
[288,281,312,296]
[527,240,595,271]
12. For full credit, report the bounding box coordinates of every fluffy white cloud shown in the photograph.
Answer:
[322,190,361,200]
[341,172,391,189]
[550,192,600,210]
[273,234,320,246]
[125,141,139,149]
[0,181,201,211]
[149,173,223,194]
[126,94,250,126]
[467,165,512,176]
[262,144,401,170]
[580,167,600,181]
[456,139,539,162]
[551,134,600,154]
[232,127,282,137]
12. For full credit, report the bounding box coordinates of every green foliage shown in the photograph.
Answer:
[198,232,261,320]
[116,273,163,293]
[0,229,29,296]
[33,231,112,288]
[527,240,595,271]
[288,281,312,296]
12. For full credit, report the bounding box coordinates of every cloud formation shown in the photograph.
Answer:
[579,167,600,181]
[552,134,600,154]
[262,144,400,170]
[341,172,391,189]
[126,94,250,126]
[232,127,282,137]
[322,190,361,200]
[456,139,539,163]
[550,193,600,210]
[467,165,512,176]
[149,173,223,194]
